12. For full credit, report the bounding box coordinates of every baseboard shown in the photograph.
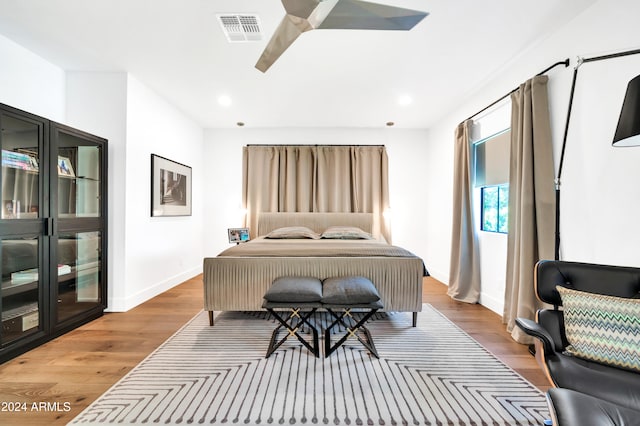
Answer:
[428,269,504,316]
[426,267,449,285]
[107,265,202,312]
[479,291,504,316]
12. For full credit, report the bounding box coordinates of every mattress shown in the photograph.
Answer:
[217,236,418,258]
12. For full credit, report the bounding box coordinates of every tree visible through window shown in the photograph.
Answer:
[481,184,509,233]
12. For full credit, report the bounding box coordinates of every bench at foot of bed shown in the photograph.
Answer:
[263,276,383,358]
[206,309,417,327]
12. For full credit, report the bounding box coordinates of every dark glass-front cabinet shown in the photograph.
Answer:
[0,103,107,363]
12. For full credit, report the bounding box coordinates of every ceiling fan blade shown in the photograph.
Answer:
[255,15,312,73]
[281,0,320,19]
[256,0,427,72]
[317,0,428,30]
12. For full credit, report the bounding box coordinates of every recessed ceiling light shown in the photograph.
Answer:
[218,95,232,107]
[398,95,413,106]
[386,121,395,127]
[236,122,245,127]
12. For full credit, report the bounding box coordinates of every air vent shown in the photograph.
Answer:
[217,14,263,42]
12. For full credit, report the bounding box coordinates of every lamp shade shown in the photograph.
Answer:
[613,73,640,147]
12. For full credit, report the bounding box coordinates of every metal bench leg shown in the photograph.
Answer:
[325,308,379,358]
[265,308,319,358]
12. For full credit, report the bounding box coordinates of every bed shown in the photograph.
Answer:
[202,212,427,325]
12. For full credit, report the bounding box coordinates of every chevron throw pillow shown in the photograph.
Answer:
[557,285,640,373]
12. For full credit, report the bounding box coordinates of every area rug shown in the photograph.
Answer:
[70,305,549,425]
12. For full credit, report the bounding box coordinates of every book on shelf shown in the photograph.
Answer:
[58,264,72,275]
[10,268,38,283]
[11,264,72,283]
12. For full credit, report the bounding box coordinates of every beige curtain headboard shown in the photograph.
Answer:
[243,145,391,242]
[257,212,373,236]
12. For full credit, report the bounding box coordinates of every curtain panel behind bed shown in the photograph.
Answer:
[242,145,391,242]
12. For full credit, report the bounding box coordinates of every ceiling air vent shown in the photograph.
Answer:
[217,14,263,42]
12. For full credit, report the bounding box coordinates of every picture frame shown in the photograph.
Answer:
[57,155,75,177]
[151,154,192,217]
[228,227,250,244]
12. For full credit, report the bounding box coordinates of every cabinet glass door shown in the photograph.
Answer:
[1,237,41,344]
[1,114,41,220]
[1,109,46,347]
[57,132,102,218]
[52,124,106,329]
[56,231,102,324]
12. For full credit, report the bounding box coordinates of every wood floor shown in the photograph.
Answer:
[0,275,550,425]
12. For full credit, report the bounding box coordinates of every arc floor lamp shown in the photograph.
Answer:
[613,72,640,147]
[555,47,640,259]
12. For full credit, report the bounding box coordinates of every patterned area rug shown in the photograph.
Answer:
[70,305,549,425]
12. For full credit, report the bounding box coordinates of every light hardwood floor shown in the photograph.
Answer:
[0,275,550,425]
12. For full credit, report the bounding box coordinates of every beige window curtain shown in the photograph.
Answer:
[447,120,481,303]
[242,145,391,241]
[503,75,556,344]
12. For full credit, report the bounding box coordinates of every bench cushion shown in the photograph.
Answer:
[263,276,323,303]
[322,276,381,304]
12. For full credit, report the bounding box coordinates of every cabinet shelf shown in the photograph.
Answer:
[1,279,38,297]
[2,263,98,297]
[2,301,38,322]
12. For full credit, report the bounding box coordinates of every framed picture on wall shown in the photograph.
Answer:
[151,154,192,217]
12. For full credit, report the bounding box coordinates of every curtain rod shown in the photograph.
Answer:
[246,144,385,147]
[465,59,570,122]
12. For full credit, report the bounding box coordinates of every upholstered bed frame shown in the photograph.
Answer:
[256,212,374,238]
[202,212,425,325]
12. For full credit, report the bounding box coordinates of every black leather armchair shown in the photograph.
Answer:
[515,260,640,412]
[546,388,640,426]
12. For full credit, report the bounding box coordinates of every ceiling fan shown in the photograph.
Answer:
[255,0,428,72]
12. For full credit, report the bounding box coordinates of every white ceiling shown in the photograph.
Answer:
[0,0,597,129]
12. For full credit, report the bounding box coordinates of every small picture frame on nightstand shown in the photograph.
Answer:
[228,228,250,244]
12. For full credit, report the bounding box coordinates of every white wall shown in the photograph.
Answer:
[124,75,204,310]
[203,128,431,263]
[424,0,640,314]
[0,33,65,121]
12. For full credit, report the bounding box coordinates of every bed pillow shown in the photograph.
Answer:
[322,276,380,304]
[321,226,373,240]
[264,226,321,239]
[557,285,640,373]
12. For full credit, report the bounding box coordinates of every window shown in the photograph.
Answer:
[481,184,509,233]
[471,99,511,235]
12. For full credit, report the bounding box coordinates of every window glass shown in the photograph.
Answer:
[481,184,509,233]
